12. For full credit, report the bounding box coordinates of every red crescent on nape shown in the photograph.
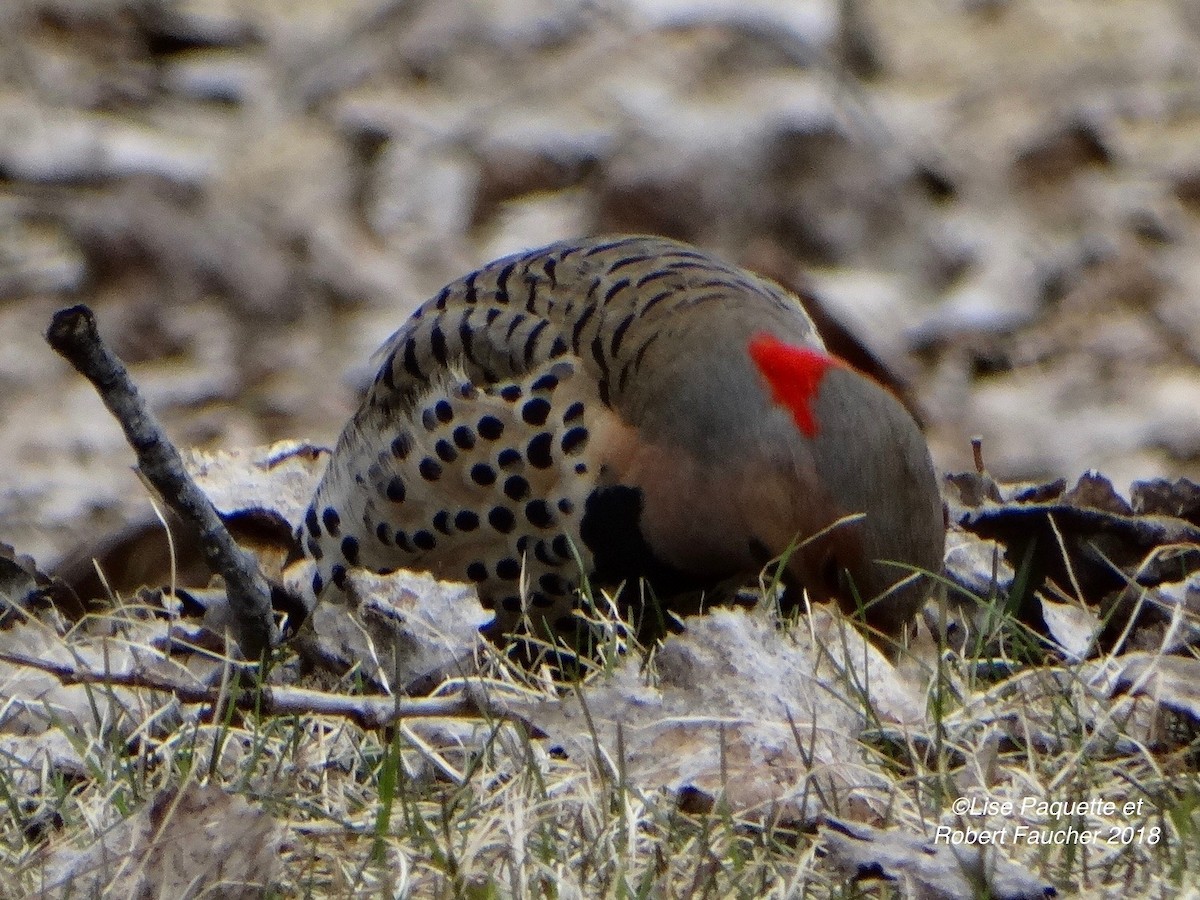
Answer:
[747,333,842,438]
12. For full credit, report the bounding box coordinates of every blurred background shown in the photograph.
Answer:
[3,0,1200,571]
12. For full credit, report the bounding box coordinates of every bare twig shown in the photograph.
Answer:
[0,649,499,730]
[45,305,277,659]
[971,435,986,475]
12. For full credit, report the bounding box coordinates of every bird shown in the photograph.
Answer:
[297,235,944,649]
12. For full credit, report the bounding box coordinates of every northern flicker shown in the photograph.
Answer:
[298,235,944,646]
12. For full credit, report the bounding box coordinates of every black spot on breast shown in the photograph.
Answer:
[413,530,436,551]
[561,427,588,455]
[527,433,553,469]
[500,385,522,402]
[385,477,406,502]
[516,535,531,553]
[549,336,569,357]
[563,402,585,423]
[331,564,347,590]
[488,506,516,533]
[557,498,574,515]
[471,463,497,486]
[531,373,559,393]
[306,535,323,559]
[322,507,341,537]
[575,462,587,475]
[525,500,553,528]
[534,541,556,566]
[497,448,522,470]
[395,530,412,552]
[453,426,476,450]
[419,458,443,481]
[305,507,320,538]
[467,561,488,583]
[455,510,480,531]
[538,573,569,595]
[531,592,556,608]
[496,557,521,581]
[522,397,551,426]
[392,434,412,459]
[421,408,438,431]
[502,595,522,613]
[435,439,457,462]
[341,536,359,564]
[311,571,324,595]
[433,510,452,535]
[435,400,453,423]
[504,475,531,501]
[486,308,501,325]
[580,486,704,595]
[376,522,391,544]
[552,534,572,559]
[478,416,504,440]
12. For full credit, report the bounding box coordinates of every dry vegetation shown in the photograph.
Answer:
[3,0,1200,896]
[2,579,1197,898]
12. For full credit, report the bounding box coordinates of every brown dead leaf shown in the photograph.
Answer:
[819,817,1056,900]
[0,730,87,797]
[0,542,82,624]
[56,441,328,608]
[289,564,490,692]
[950,469,1200,649]
[40,782,283,898]
[1131,477,1200,526]
[1106,653,1200,728]
[186,440,328,532]
[499,607,928,824]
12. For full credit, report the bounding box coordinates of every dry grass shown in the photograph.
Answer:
[1,579,1198,898]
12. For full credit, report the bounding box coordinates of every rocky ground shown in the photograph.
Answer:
[3,0,1200,570]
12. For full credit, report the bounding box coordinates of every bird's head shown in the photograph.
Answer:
[747,334,945,639]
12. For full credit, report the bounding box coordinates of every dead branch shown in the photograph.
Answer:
[45,304,277,660]
[0,649,501,730]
